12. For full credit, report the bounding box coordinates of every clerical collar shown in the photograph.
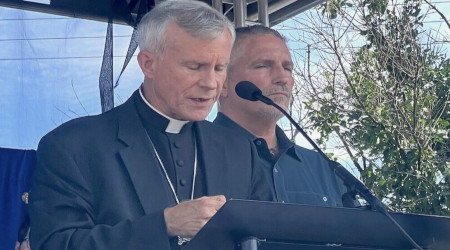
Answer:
[139,87,189,134]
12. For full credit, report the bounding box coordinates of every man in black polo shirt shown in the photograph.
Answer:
[216,25,354,207]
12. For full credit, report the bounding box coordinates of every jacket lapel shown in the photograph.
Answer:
[116,97,175,214]
[195,122,228,197]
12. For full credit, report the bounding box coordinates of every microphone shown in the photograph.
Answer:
[235,80,273,105]
[234,81,423,250]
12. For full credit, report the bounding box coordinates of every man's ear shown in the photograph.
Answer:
[137,50,158,79]
[220,80,229,98]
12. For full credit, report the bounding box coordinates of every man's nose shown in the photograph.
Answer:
[272,64,291,86]
[198,68,218,89]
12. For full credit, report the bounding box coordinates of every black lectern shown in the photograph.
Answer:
[184,200,450,250]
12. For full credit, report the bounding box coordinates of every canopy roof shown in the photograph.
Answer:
[0,0,324,27]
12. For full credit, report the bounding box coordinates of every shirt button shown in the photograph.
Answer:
[281,200,285,203]
[274,168,278,173]
[179,179,187,186]
[255,140,262,146]
[176,159,184,167]
[323,196,328,202]
[173,141,181,148]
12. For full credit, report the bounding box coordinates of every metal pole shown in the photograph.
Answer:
[234,0,247,27]
[212,0,223,13]
[257,0,269,27]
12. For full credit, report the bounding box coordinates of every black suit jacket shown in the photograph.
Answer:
[29,92,272,250]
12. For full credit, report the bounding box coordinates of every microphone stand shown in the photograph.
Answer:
[253,93,423,250]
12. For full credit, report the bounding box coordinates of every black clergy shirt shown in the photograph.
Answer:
[135,90,210,249]
[134,89,207,202]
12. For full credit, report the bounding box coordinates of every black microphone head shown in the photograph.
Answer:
[235,81,262,102]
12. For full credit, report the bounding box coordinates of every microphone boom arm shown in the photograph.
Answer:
[255,93,384,211]
[253,92,423,250]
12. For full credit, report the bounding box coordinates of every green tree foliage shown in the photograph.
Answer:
[284,0,449,214]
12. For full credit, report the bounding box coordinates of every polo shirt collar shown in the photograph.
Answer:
[274,125,301,161]
[215,112,257,141]
[215,112,300,161]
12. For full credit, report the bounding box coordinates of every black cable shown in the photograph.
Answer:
[0,35,132,42]
[0,55,136,61]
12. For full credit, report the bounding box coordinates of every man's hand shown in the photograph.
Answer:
[164,195,226,238]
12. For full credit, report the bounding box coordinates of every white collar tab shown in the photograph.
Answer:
[139,87,189,134]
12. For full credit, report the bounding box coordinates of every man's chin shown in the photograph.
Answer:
[255,106,285,121]
[181,112,211,121]
[272,101,289,112]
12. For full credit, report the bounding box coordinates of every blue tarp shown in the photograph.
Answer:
[0,148,35,250]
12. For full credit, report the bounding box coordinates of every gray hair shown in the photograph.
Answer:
[137,0,235,56]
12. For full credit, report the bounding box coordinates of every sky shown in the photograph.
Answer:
[0,6,142,149]
[0,0,448,172]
